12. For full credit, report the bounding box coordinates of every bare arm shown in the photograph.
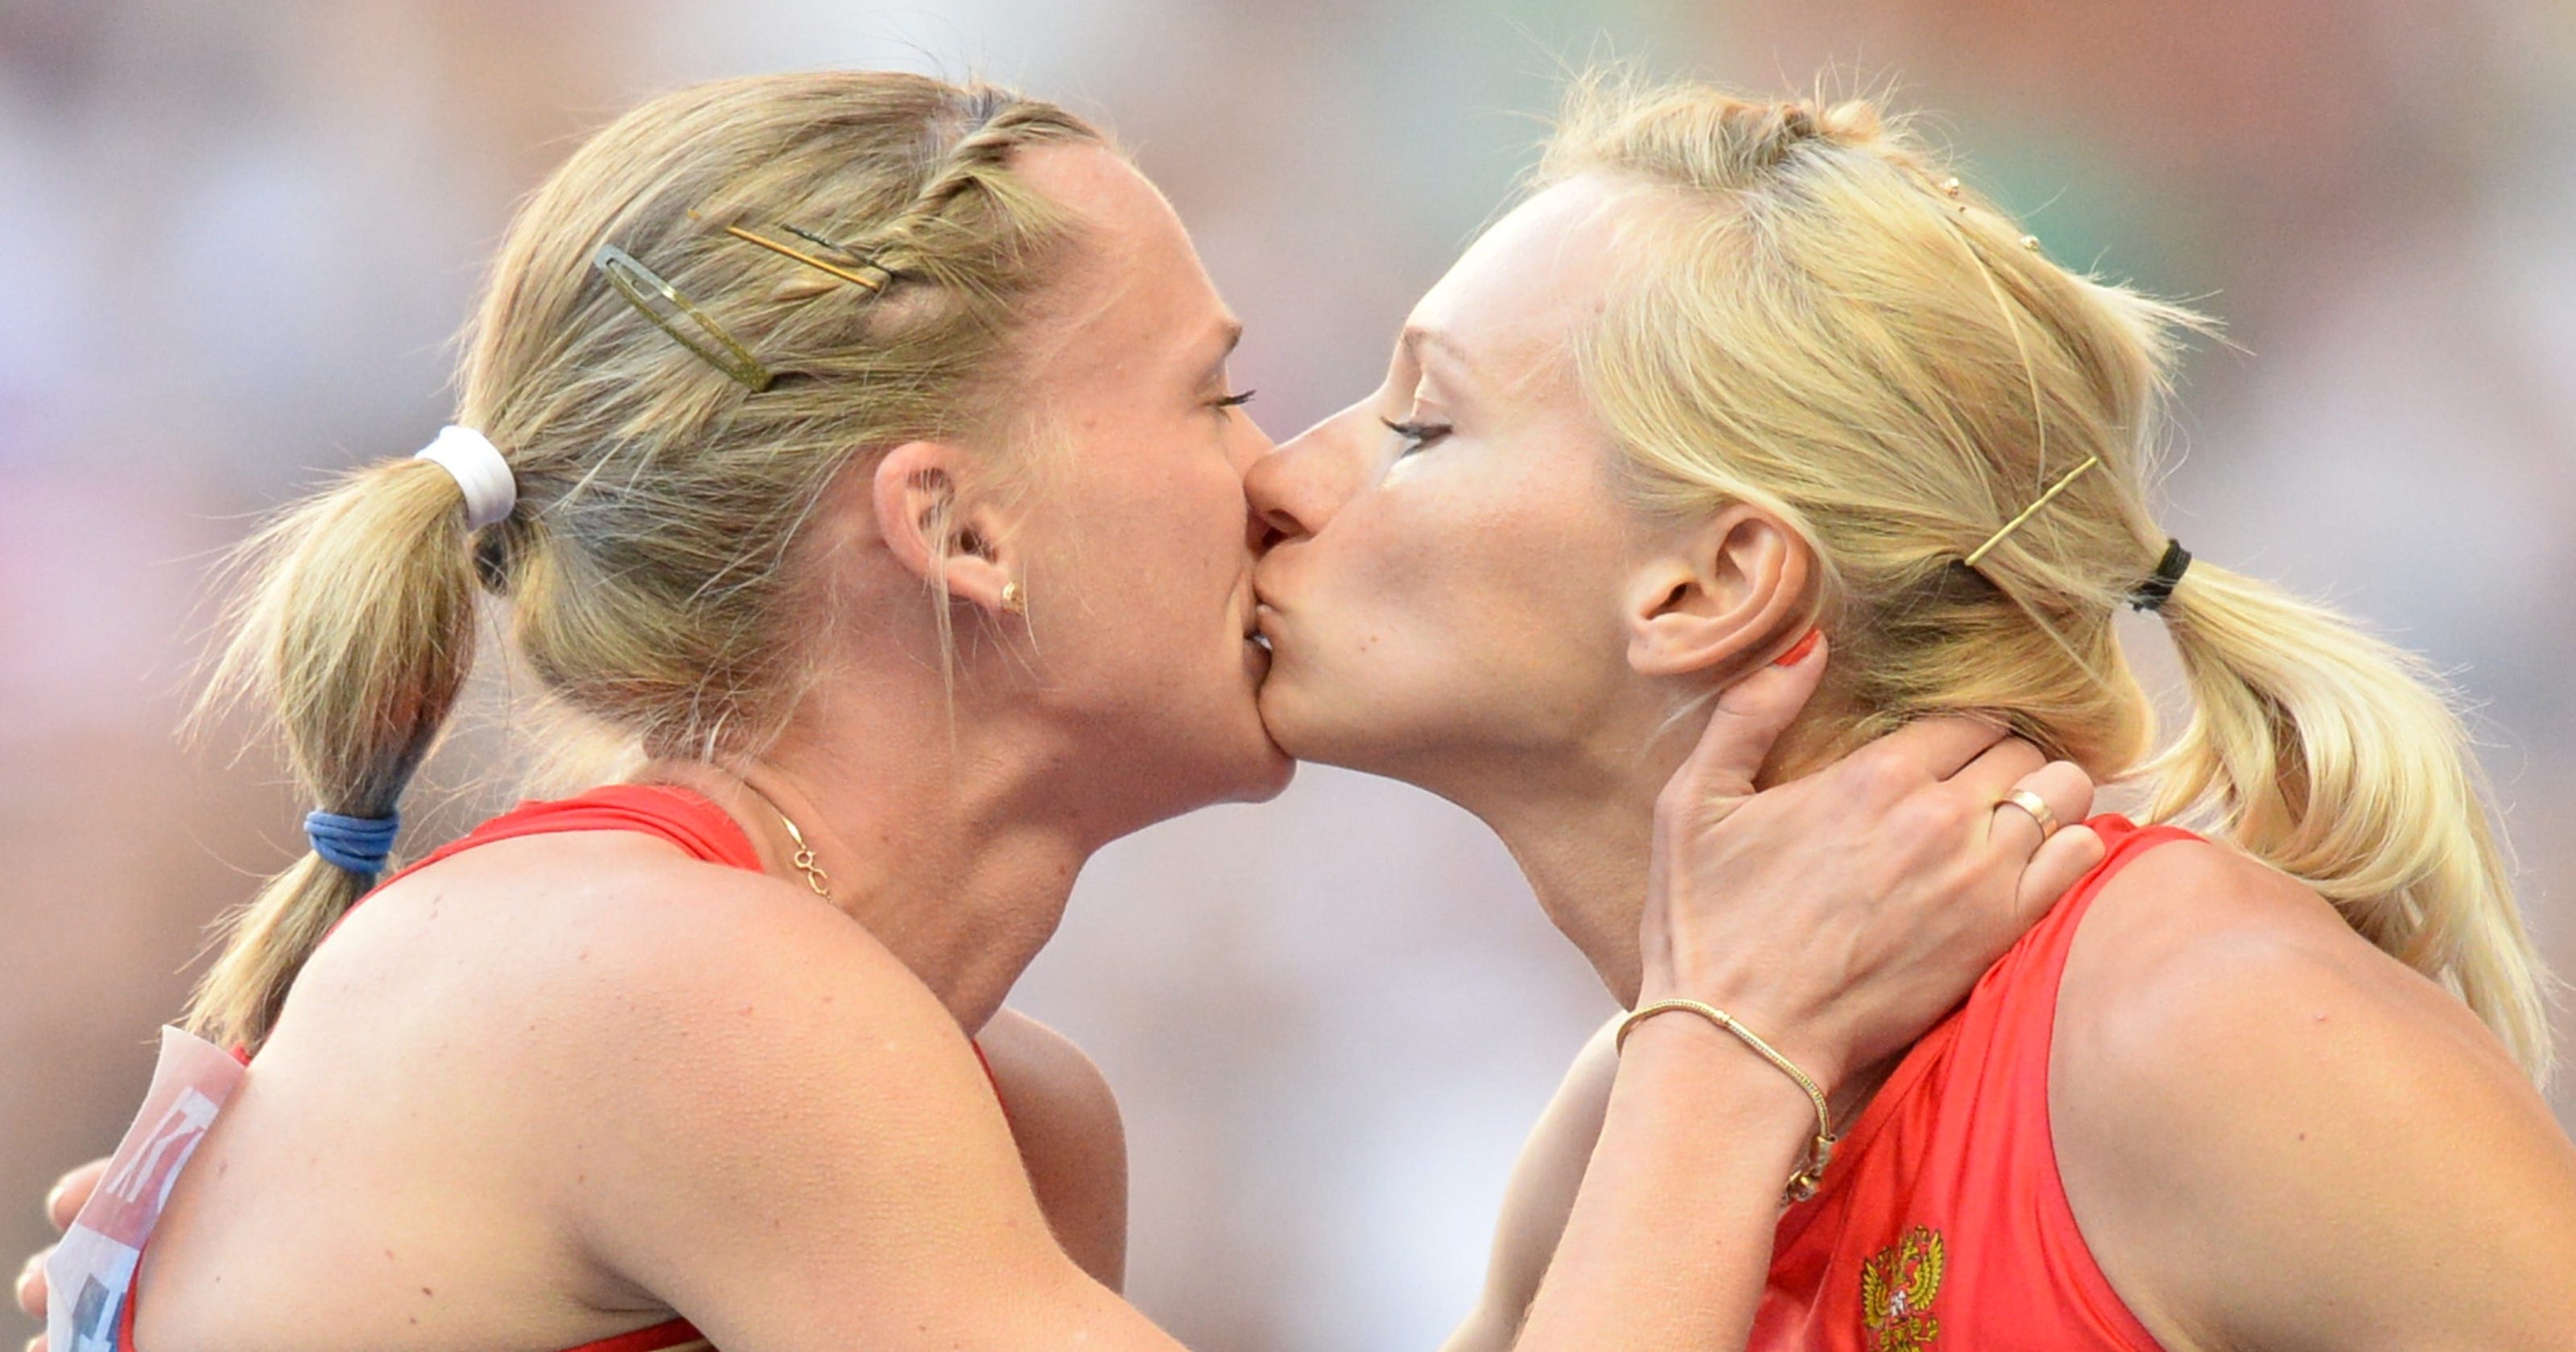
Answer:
[1439,1020,1617,1352]
[977,1007,1129,1292]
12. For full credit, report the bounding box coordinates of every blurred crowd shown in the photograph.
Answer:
[3,2,2570,1348]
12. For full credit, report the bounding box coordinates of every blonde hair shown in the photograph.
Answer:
[188,72,1104,1050]
[1542,72,2553,1082]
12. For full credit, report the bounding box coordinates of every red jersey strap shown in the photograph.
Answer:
[378,783,764,889]
[126,1292,716,1352]
[560,1317,712,1352]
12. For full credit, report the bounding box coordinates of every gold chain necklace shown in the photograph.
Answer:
[737,781,832,902]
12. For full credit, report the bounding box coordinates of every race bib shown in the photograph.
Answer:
[45,1027,246,1352]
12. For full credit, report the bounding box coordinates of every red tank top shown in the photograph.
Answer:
[124,783,994,1352]
[1752,814,2190,1351]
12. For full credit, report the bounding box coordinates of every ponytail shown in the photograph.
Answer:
[184,455,486,1050]
[2145,561,2553,1082]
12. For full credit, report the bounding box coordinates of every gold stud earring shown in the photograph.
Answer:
[1000,581,1026,615]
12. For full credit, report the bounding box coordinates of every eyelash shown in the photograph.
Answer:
[1381,416,1451,456]
[1213,390,1258,410]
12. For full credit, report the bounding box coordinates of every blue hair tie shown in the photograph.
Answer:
[304,809,402,876]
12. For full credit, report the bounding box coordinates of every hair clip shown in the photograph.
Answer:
[592,242,773,391]
[1963,455,2102,569]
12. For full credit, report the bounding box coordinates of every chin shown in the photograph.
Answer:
[1187,695,1299,806]
[1228,743,1299,803]
[1256,679,1392,778]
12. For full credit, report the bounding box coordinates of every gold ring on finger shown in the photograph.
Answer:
[1997,787,2059,839]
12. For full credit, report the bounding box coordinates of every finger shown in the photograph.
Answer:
[15,1248,47,1319]
[2014,822,2109,922]
[45,1160,106,1232]
[1947,736,2048,805]
[1984,759,2094,853]
[1864,714,2013,785]
[1665,630,1829,806]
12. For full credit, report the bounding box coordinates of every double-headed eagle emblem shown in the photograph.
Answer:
[1859,1225,1946,1350]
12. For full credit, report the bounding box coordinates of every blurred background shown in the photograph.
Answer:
[3,1,2571,1347]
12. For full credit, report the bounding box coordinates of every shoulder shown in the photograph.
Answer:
[2051,835,2576,1352]
[323,831,1005,1197]
[977,1008,1129,1290]
[498,853,1062,1321]
[290,828,945,1079]
[382,831,945,1053]
[2054,833,2520,1123]
[265,835,1052,1336]
[528,847,984,1115]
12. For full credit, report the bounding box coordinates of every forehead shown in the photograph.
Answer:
[1010,142,1230,383]
[1405,175,1639,386]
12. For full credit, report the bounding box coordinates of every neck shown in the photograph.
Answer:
[638,675,1110,1036]
[1438,697,1899,1119]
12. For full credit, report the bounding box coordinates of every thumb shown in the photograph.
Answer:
[1663,630,1827,810]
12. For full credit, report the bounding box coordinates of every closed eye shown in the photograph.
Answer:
[1381,416,1451,457]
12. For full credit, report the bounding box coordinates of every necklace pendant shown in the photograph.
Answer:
[791,846,832,897]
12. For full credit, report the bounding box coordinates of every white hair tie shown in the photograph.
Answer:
[412,424,518,531]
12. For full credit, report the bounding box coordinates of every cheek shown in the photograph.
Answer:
[1309,468,1627,715]
[1051,453,1245,657]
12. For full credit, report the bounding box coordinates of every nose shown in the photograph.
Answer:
[1245,408,1368,552]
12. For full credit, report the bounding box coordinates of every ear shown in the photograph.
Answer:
[1623,503,1814,678]
[872,440,1023,612]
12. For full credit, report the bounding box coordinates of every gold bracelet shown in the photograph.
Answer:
[1616,998,1838,1204]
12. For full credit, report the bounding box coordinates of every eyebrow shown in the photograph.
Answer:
[1401,325,1471,370]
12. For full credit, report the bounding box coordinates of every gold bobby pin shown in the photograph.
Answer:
[592,242,773,392]
[1963,455,2102,569]
[718,222,892,293]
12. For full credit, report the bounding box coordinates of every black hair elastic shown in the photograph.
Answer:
[2130,538,2192,612]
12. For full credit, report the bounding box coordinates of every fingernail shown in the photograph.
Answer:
[40,1182,61,1221]
[1773,628,1822,667]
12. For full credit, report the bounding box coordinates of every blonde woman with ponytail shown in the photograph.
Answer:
[1249,72,2576,1351]
[13,68,2102,1352]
